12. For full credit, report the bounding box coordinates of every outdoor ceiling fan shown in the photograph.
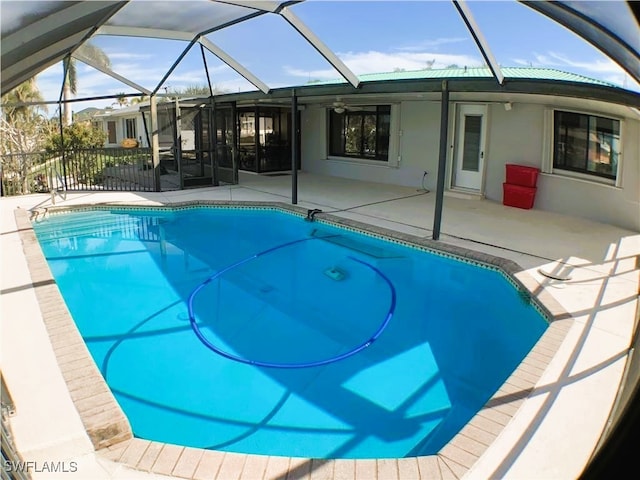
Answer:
[332,101,347,114]
[329,98,363,114]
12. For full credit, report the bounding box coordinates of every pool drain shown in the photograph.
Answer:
[324,267,346,281]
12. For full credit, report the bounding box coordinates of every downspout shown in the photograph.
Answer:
[432,80,450,240]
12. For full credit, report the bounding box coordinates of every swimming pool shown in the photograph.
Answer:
[33,205,547,459]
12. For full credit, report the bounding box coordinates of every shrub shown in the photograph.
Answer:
[44,122,107,152]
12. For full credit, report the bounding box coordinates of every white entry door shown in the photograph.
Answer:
[453,104,487,191]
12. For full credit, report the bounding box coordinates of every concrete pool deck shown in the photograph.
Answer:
[1,172,638,479]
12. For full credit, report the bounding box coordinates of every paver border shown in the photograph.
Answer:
[16,201,574,479]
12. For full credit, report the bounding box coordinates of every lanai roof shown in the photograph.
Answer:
[1,1,639,99]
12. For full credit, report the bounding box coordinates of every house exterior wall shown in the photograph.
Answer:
[96,112,149,148]
[302,101,444,191]
[300,96,640,231]
[536,118,639,231]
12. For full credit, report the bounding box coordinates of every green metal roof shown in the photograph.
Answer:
[308,66,618,88]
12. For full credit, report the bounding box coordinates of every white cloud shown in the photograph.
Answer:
[396,37,469,52]
[511,51,640,91]
[284,50,482,80]
[340,50,481,74]
[283,67,337,80]
[105,52,154,60]
[544,52,622,75]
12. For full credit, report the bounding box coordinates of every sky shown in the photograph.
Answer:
[29,0,640,114]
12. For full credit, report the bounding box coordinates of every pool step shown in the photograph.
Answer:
[310,229,404,259]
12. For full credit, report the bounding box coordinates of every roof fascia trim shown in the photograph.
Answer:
[279,6,361,89]
[210,77,640,108]
[199,36,271,94]
[452,0,505,85]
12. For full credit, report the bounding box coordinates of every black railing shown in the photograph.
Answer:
[0,147,170,196]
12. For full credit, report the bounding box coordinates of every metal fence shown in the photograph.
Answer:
[1,147,161,196]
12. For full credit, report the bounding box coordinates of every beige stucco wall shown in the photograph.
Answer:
[300,95,640,231]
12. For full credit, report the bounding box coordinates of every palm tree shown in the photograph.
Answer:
[2,77,46,122]
[112,94,129,108]
[130,95,148,105]
[63,42,110,125]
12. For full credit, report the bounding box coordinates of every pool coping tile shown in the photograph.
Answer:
[17,201,575,480]
[14,207,133,451]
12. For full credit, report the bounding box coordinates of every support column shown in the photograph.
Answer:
[210,98,219,186]
[173,98,183,190]
[291,89,298,204]
[57,104,68,189]
[231,102,238,185]
[150,94,161,192]
[432,80,450,240]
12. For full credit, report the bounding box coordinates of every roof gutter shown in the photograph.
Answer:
[195,77,640,108]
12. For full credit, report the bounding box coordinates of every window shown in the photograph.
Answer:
[553,110,620,180]
[124,118,137,139]
[329,105,390,161]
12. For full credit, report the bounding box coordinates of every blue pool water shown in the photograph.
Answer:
[33,207,547,459]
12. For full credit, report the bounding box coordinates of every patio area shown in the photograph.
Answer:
[1,172,638,479]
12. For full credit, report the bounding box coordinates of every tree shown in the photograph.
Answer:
[113,94,129,108]
[42,122,107,186]
[2,77,45,121]
[63,42,111,125]
[131,95,149,105]
[1,79,53,195]
[44,122,107,152]
[168,84,229,97]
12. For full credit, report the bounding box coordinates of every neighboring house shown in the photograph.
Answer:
[93,101,197,151]
[93,103,149,148]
